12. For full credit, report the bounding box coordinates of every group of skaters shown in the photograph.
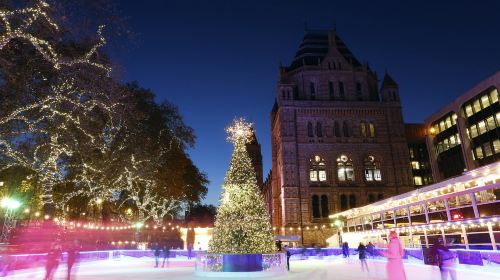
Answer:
[349,231,457,280]
[44,239,80,280]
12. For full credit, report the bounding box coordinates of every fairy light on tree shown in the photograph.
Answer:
[208,118,275,254]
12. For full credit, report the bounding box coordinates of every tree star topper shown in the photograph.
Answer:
[226,118,253,144]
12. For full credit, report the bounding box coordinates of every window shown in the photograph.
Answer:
[340,194,348,211]
[334,121,341,137]
[494,139,500,154]
[473,99,481,113]
[445,117,452,129]
[469,125,478,138]
[339,82,345,99]
[411,161,420,170]
[465,105,473,117]
[321,195,329,218]
[491,88,499,103]
[369,123,375,137]
[481,95,490,109]
[483,142,493,157]
[342,121,350,137]
[349,194,357,208]
[452,114,457,125]
[337,155,354,182]
[329,81,335,100]
[486,116,495,130]
[414,176,423,186]
[309,155,327,182]
[307,122,313,137]
[316,122,323,137]
[478,120,487,134]
[409,148,415,159]
[497,112,500,127]
[312,195,320,218]
[364,156,382,181]
[360,121,366,137]
[309,82,316,99]
[475,146,484,159]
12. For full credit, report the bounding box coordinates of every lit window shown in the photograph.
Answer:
[439,121,445,132]
[473,100,481,113]
[490,89,498,103]
[456,134,461,144]
[414,176,423,186]
[309,156,327,182]
[369,123,375,137]
[465,105,473,117]
[452,114,457,125]
[483,143,493,157]
[364,156,381,181]
[497,113,500,127]
[481,95,490,108]
[409,148,415,159]
[411,161,420,170]
[475,146,484,159]
[486,116,495,130]
[493,139,500,153]
[469,125,478,138]
[360,121,366,137]
[477,120,487,134]
[445,117,452,129]
[337,155,354,182]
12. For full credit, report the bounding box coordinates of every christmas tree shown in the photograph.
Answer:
[208,118,275,254]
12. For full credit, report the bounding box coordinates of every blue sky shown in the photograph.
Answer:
[112,0,500,205]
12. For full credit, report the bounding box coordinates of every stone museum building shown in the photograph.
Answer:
[263,29,414,245]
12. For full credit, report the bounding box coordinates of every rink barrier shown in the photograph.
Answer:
[1,247,499,272]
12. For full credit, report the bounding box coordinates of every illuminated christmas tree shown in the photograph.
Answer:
[208,118,275,254]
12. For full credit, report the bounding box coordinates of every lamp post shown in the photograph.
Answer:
[1,197,21,242]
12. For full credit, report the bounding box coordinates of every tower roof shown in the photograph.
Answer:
[286,30,362,72]
[381,72,398,88]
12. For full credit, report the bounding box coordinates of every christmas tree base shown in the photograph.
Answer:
[195,252,287,277]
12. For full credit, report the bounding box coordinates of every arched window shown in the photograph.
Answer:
[340,194,348,211]
[337,155,354,182]
[342,121,350,137]
[316,122,323,137]
[334,121,341,137]
[321,195,329,217]
[368,194,375,203]
[369,122,375,137]
[364,156,382,181]
[360,121,366,137]
[309,155,327,182]
[307,122,313,137]
[312,195,320,218]
[349,194,357,208]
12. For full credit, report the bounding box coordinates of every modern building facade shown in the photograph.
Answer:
[405,124,433,187]
[425,72,500,182]
[266,29,413,245]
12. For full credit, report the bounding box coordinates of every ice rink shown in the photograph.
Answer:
[5,256,499,279]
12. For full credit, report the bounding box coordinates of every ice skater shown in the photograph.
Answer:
[162,243,170,267]
[284,245,291,271]
[44,242,62,280]
[367,242,375,258]
[356,242,369,272]
[381,231,407,280]
[66,240,80,280]
[342,242,350,258]
[153,243,161,267]
[431,239,457,280]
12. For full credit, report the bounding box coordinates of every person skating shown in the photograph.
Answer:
[381,231,407,280]
[66,240,80,280]
[162,243,170,267]
[153,243,161,267]
[356,242,369,272]
[284,245,291,271]
[342,242,350,258]
[366,242,375,258]
[430,238,457,280]
[44,242,62,280]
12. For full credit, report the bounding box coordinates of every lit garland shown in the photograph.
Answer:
[208,118,275,254]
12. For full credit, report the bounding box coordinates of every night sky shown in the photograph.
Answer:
[112,0,500,206]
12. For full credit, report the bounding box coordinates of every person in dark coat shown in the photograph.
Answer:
[162,244,170,267]
[430,239,457,280]
[356,243,369,272]
[66,240,80,280]
[342,242,350,258]
[366,242,375,258]
[284,245,291,271]
[153,243,161,267]
[44,242,62,280]
[187,244,193,260]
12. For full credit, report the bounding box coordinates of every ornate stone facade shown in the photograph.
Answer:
[265,29,413,246]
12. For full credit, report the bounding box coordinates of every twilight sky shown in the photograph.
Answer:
[112,0,500,206]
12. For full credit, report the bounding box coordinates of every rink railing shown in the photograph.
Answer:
[2,247,500,272]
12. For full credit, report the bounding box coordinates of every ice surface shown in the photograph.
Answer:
[4,256,499,279]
